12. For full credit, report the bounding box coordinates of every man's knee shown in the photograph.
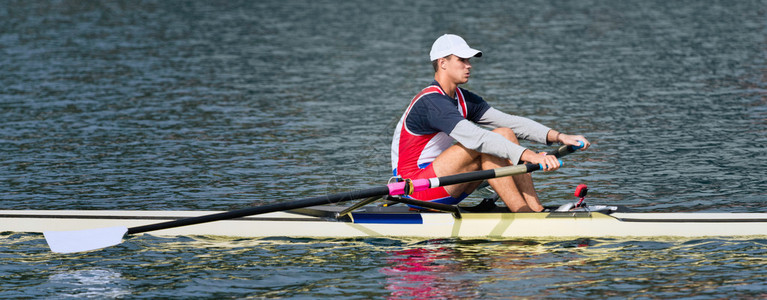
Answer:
[492,128,520,144]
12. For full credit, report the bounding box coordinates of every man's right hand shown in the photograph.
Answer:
[520,150,562,171]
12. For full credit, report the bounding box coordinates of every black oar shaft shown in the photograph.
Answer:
[127,165,539,235]
[128,186,390,234]
[436,164,540,187]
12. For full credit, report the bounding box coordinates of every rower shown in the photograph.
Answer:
[391,34,591,212]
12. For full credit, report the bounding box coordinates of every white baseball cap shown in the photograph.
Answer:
[429,34,483,61]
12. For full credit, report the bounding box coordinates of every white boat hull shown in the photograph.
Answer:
[3,209,766,238]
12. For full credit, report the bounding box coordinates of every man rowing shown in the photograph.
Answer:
[391,34,591,212]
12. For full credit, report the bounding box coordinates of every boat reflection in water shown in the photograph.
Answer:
[379,237,766,298]
[380,239,594,298]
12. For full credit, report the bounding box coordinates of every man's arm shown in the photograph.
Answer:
[480,107,591,148]
[477,107,550,144]
[477,108,590,170]
[449,120,528,164]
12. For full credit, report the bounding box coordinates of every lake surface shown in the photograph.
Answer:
[2,0,766,298]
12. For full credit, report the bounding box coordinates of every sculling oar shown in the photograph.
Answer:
[44,143,583,253]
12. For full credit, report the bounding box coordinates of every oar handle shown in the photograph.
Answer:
[546,141,585,158]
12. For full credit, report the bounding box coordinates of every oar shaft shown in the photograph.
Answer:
[128,164,542,235]
[128,186,390,234]
[437,164,537,187]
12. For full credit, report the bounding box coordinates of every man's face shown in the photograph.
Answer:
[441,55,472,84]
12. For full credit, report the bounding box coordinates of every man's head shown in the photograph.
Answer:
[430,34,482,71]
[431,34,482,84]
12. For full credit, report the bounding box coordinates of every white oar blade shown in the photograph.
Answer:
[44,226,128,254]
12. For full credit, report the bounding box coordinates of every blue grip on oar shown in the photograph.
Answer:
[537,159,564,170]
[573,140,585,150]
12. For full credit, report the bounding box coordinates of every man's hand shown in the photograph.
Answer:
[520,150,562,171]
[557,133,591,151]
[521,131,590,171]
[536,153,562,171]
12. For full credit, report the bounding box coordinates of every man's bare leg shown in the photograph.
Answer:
[479,153,537,212]
[511,173,542,211]
[489,128,544,211]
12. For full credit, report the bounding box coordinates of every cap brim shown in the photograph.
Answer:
[454,48,482,59]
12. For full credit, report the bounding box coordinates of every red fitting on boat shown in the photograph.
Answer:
[574,184,588,197]
[574,184,588,207]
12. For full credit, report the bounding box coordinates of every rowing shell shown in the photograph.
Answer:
[3,206,766,238]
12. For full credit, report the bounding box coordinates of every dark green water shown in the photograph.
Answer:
[2,0,766,298]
